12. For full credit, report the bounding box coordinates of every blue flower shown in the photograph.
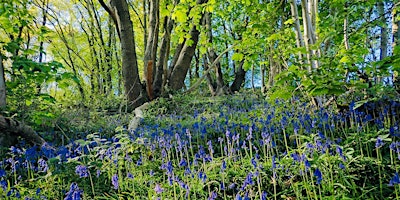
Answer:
[208,191,217,200]
[38,158,48,172]
[304,160,311,170]
[375,137,385,148]
[75,165,88,178]
[261,191,268,200]
[221,160,226,172]
[127,172,134,179]
[314,168,322,184]
[179,159,187,167]
[251,157,257,169]
[389,172,400,186]
[0,169,6,178]
[154,183,164,194]
[64,182,82,200]
[339,163,345,170]
[112,174,119,190]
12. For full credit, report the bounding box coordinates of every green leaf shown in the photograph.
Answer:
[284,18,295,25]
[25,99,33,106]
[339,56,352,63]
[232,53,244,61]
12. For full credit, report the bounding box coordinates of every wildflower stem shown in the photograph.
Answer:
[88,171,95,197]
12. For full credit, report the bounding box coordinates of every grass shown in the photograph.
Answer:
[1,93,400,199]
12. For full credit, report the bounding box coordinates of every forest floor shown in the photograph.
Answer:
[1,92,400,199]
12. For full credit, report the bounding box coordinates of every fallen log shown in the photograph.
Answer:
[0,115,46,147]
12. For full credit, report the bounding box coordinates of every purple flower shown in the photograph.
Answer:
[339,163,345,170]
[127,172,134,179]
[261,191,268,200]
[0,169,5,177]
[38,158,48,172]
[221,160,226,172]
[251,157,257,169]
[64,182,82,200]
[304,160,311,170]
[314,168,322,184]
[96,170,101,178]
[136,155,142,166]
[208,191,217,200]
[389,172,400,186]
[75,165,88,178]
[241,172,253,190]
[375,137,385,148]
[198,171,207,183]
[179,159,187,167]
[112,174,119,189]
[154,183,164,194]
[0,180,7,191]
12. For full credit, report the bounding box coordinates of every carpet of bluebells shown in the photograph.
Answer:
[1,95,400,199]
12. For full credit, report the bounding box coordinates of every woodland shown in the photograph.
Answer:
[0,0,400,199]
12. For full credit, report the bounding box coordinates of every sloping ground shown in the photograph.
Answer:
[1,93,400,199]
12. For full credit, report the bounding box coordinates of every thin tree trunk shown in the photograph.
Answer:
[289,0,304,64]
[144,0,159,73]
[0,53,5,108]
[301,0,312,71]
[203,55,216,95]
[101,0,144,108]
[268,51,276,88]
[377,1,388,84]
[142,0,148,52]
[154,16,173,98]
[38,0,48,63]
[230,60,246,93]
[261,61,266,94]
[301,0,319,70]
[205,11,226,95]
[168,25,200,90]
[251,64,255,91]
[168,0,208,90]
[392,2,399,52]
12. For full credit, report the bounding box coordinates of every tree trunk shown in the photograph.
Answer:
[144,0,159,84]
[230,60,246,93]
[154,6,175,98]
[377,1,388,83]
[203,55,216,95]
[0,115,46,147]
[0,53,5,108]
[261,61,266,94]
[168,26,201,90]
[168,0,208,91]
[204,12,227,95]
[392,2,399,52]
[101,0,145,108]
[289,0,304,63]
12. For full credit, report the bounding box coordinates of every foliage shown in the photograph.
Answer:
[1,94,400,199]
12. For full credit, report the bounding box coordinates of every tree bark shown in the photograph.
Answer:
[0,53,5,108]
[168,0,208,91]
[101,0,145,108]
[144,0,159,78]
[168,25,201,90]
[289,0,304,63]
[392,2,399,52]
[203,55,216,95]
[377,1,388,83]
[0,115,46,147]
[205,12,227,95]
[230,60,246,93]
